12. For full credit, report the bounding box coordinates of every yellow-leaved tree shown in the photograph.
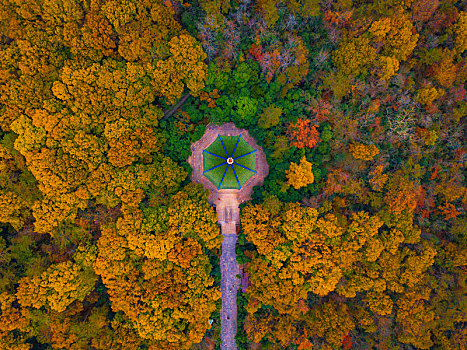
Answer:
[93,184,222,349]
[243,201,384,314]
[286,156,315,189]
[16,260,97,313]
[150,34,208,104]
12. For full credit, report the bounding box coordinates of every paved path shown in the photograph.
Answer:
[187,124,269,349]
[217,200,240,350]
[220,228,240,350]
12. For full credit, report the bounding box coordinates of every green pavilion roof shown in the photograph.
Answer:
[203,135,257,190]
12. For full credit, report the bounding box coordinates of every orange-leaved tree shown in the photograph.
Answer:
[287,119,321,148]
[349,142,380,161]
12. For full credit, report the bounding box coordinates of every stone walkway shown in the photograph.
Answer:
[217,198,240,350]
[187,123,269,350]
[220,228,240,350]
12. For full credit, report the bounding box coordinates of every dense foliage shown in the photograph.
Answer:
[0,0,465,349]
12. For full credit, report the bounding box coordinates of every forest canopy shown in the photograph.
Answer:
[0,0,466,349]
